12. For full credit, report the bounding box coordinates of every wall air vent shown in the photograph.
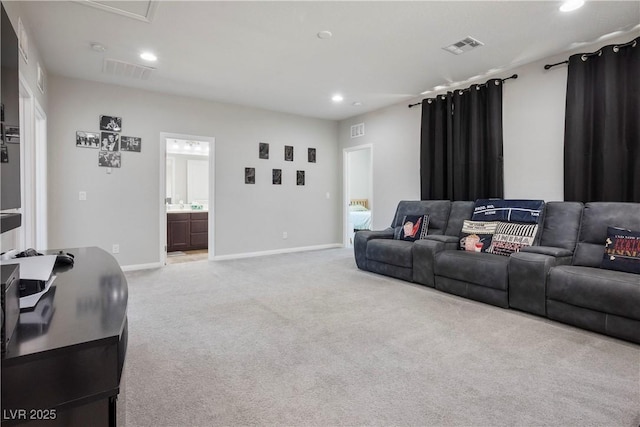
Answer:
[350,123,365,138]
[442,36,484,55]
[103,59,155,80]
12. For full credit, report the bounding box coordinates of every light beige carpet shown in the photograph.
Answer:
[121,248,640,426]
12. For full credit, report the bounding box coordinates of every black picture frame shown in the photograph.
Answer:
[296,170,305,186]
[284,145,294,161]
[259,142,269,159]
[308,148,316,163]
[4,125,19,144]
[272,169,282,185]
[100,132,120,151]
[121,136,142,152]
[98,151,121,168]
[76,131,100,149]
[245,167,255,184]
[99,115,122,132]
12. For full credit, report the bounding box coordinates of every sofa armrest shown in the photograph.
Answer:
[354,228,395,270]
[508,249,573,316]
[412,236,458,287]
[520,246,573,258]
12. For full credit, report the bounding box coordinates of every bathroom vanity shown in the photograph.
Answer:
[167,210,208,252]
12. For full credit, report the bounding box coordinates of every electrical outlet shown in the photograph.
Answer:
[79,191,87,201]
[112,244,120,254]
[282,232,288,239]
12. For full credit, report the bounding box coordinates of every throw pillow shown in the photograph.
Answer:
[486,222,539,256]
[601,226,640,274]
[459,220,498,252]
[472,199,544,224]
[395,215,429,242]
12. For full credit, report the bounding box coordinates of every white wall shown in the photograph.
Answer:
[338,32,638,230]
[339,104,422,230]
[48,76,340,265]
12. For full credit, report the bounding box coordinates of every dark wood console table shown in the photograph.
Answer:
[1,247,128,426]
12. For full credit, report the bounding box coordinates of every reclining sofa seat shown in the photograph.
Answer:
[432,201,547,309]
[508,202,585,316]
[354,200,452,281]
[545,202,640,343]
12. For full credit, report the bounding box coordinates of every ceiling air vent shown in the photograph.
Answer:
[103,59,155,80]
[442,36,484,55]
[351,123,365,138]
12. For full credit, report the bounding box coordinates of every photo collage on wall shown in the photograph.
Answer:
[246,142,316,185]
[76,115,142,169]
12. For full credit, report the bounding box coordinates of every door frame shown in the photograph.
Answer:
[159,132,215,265]
[18,74,35,250]
[343,144,373,247]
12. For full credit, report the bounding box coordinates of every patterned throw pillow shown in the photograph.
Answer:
[601,226,640,274]
[472,199,544,224]
[459,220,498,252]
[394,215,429,242]
[486,222,539,256]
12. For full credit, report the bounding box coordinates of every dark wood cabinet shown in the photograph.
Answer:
[167,212,208,252]
[167,213,190,252]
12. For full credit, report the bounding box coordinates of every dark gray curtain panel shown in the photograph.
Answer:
[420,79,504,201]
[564,37,640,202]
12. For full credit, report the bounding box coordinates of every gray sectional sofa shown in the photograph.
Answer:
[354,200,640,344]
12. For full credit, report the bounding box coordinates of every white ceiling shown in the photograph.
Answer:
[16,1,640,121]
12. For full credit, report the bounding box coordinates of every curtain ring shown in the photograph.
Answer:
[494,80,500,85]
[427,99,432,104]
[616,40,638,52]
[458,90,464,95]
[476,86,481,91]
[581,54,588,61]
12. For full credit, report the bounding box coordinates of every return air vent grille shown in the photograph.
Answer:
[442,36,484,55]
[350,123,365,138]
[103,59,155,80]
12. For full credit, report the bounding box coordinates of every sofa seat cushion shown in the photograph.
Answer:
[435,250,510,290]
[366,239,414,268]
[548,265,640,321]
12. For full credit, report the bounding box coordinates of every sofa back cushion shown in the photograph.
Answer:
[392,200,451,236]
[538,202,584,251]
[573,202,640,267]
[444,201,475,236]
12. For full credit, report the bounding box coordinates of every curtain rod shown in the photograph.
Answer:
[408,74,518,108]
[544,38,638,70]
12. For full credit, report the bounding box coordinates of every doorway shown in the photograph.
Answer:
[159,133,215,265]
[343,144,373,248]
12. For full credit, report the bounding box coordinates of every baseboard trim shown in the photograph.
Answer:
[212,243,343,261]
[121,262,163,272]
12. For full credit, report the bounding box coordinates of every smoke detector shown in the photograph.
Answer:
[442,36,484,55]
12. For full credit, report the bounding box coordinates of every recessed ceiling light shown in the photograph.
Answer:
[332,94,344,103]
[140,51,157,61]
[317,30,333,40]
[90,42,106,52]
[559,0,584,12]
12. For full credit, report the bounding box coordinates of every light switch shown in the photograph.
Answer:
[326,192,330,199]
[79,191,87,201]
[106,167,112,174]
